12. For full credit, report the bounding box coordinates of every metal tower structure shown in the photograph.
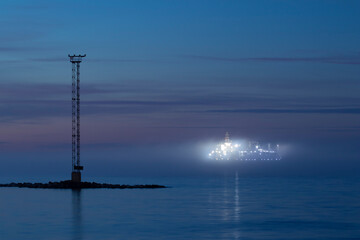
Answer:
[69,54,86,182]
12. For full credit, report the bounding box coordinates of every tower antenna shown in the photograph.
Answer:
[68,54,86,182]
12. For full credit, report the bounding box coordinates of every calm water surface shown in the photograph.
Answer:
[0,176,359,240]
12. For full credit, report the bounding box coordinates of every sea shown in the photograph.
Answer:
[0,175,359,240]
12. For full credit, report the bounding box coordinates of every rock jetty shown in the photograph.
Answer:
[0,180,166,189]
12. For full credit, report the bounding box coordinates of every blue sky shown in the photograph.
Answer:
[0,0,359,177]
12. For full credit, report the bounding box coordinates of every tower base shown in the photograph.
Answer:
[71,171,81,183]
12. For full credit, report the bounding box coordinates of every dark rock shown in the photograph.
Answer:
[0,180,166,189]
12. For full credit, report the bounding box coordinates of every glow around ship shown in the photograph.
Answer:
[209,132,281,161]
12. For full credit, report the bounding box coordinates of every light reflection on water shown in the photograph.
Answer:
[72,189,82,240]
[0,176,359,239]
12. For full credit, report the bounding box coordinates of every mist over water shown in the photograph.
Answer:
[0,136,358,181]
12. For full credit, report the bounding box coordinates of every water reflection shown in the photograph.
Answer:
[222,172,241,221]
[208,172,242,239]
[222,177,230,221]
[233,171,241,240]
[72,189,82,240]
[234,171,240,221]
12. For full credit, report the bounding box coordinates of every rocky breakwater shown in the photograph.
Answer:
[0,180,166,189]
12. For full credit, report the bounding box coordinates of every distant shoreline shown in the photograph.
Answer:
[0,180,167,189]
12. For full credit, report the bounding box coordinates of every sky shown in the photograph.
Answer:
[0,0,359,178]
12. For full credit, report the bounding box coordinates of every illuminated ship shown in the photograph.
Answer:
[208,132,281,161]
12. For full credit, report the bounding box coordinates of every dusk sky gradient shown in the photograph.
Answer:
[0,0,359,178]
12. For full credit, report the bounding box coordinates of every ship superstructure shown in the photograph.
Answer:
[209,132,281,161]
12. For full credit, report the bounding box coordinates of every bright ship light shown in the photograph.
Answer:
[209,132,281,161]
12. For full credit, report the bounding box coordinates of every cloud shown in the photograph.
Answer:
[0,83,127,98]
[29,57,156,63]
[184,54,360,65]
[0,82,359,123]
[14,3,52,10]
[206,108,360,114]
[28,57,67,62]
[0,47,45,52]
[87,58,153,63]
